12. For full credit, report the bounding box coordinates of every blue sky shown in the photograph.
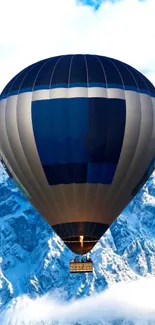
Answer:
[77,0,103,10]
[0,0,155,92]
[79,0,147,9]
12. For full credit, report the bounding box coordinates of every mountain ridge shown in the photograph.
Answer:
[0,163,155,324]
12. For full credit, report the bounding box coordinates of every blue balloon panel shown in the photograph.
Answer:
[32,97,126,185]
[2,55,155,96]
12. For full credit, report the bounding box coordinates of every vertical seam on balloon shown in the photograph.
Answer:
[48,56,71,238]
[129,68,155,159]
[128,67,155,186]
[48,57,64,236]
[16,60,68,236]
[94,55,108,94]
[30,58,65,235]
[17,64,39,92]
[49,56,64,92]
[107,58,126,88]
[15,100,53,216]
[32,57,55,94]
[129,66,152,96]
[109,60,141,208]
[68,55,74,86]
[107,58,126,158]
[84,56,97,238]
[0,99,26,195]
[16,64,57,221]
[102,58,127,211]
[90,56,108,223]
[4,68,44,210]
[83,55,89,230]
[48,56,71,234]
[6,65,33,96]
[150,94,155,163]
[111,62,144,209]
[104,58,126,168]
[30,58,67,231]
[4,100,44,211]
[122,63,150,164]
[30,58,64,227]
[67,55,78,233]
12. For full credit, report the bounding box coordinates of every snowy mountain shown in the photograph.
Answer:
[0,162,155,324]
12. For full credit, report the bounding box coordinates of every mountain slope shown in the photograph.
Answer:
[0,163,155,317]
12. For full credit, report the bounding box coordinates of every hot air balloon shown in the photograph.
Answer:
[0,54,155,272]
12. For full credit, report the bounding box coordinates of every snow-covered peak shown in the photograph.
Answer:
[0,163,155,324]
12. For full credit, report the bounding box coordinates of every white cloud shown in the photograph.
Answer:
[2,277,155,324]
[0,0,155,92]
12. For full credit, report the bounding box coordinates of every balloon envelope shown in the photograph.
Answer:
[0,54,155,254]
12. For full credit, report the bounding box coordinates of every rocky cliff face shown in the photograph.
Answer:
[0,163,155,324]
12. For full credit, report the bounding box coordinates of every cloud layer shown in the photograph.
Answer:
[2,277,155,324]
[0,0,155,92]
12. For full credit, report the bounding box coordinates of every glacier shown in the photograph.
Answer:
[0,162,155,324]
